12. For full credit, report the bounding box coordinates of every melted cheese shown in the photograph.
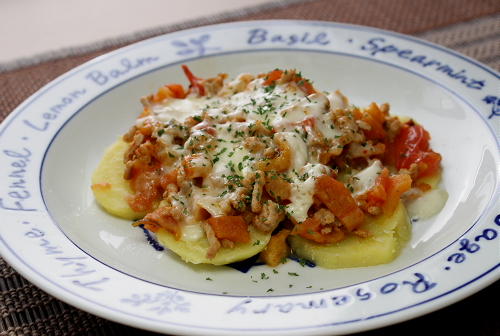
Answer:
[208,122,255,183]
[287,163,333,223]
[315,113,343,140]
[352,160,383,196]
[278,132,308,171]
[273,93,329,128]
[327,90,349,110]
[153,97,206,121]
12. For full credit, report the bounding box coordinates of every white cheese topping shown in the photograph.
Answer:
[352,160,383,196]
[327,90,349,110]
[287,163,333,223]
[277,131,309,171]
[315,113,343,140]
[273,93,329,127]
[153,97,206,121]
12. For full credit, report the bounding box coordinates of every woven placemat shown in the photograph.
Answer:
[1,0,499,335]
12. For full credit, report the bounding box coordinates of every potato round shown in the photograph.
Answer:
[288,202,410,269]
[157,226,271,265]
[91,139,146,220]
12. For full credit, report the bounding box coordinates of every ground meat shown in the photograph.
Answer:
[229,187,251,212]
[253,200,285,233]
[243,136,266,153]
[385,116,402,141]
[249,120,274,136]
[182,153,212,179]
[124,133,145,162]
[201,73,227,96]
[265,175,291,201]
[334,112,365,145]
[347,141,385,159]
[251,171,265,213]
[123,125,138,142]
[219,73,254,95]
[134,206,181,237]
[201,221,221,259]
[312,208,336,225]
[221,239,235,249]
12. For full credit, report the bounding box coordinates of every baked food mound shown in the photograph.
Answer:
[91,66,446,268]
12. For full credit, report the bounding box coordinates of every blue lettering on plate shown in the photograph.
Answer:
[359,37,486,90]
[445,214,499,270]
[171,34,220,57]
[226,271,436,315]
[247,28,330,46]
[86,57,159,86]
[23,89,87,132]
[121,291,190,314]
[23,223,109,291]
[227,297,330,315]
[0,147,36,211]
[355,287,372,301]
[402,273,437,294]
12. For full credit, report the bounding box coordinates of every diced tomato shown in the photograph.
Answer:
[181,64,205,96]
[383,172,412,215]
[293,217,345,244]
[207,216,251,243]
[364,172,388,209]
[263,69,283,85]
[364,168,412,215]
[262,69,316,95]
[314,175,365,231]
[166,84,186,99]
[152,83,186,103]
[388,123,441,178]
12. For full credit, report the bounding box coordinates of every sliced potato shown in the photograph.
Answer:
[406,170,447,219]
[288,202,410,269]
[91,139,146,220]
[157,226,271,265]
[406,188,448,220]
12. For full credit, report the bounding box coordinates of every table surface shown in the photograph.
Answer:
[0,0,499,335]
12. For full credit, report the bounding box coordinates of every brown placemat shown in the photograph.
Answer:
[1,0,499,335]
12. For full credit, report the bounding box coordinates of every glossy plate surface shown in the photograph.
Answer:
[0,21,498,335]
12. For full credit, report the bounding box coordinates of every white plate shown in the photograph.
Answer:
[0,20,498,335]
